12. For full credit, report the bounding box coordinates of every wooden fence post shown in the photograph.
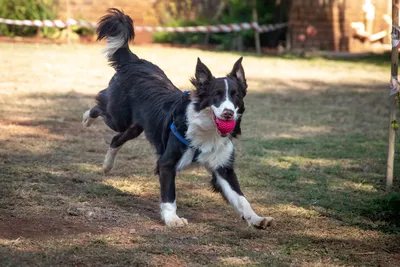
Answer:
[386,0,399,191]
[252,0,261,54]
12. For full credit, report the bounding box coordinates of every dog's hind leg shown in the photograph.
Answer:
[103,124,144,174]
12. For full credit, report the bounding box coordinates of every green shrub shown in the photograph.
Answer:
[0,0,58,37]
[71,24,95,37]
[153,19,207,45]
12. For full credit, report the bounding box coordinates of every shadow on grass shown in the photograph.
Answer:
[0,238,290,267]
[1,223,398,267]
[0,243,151,267]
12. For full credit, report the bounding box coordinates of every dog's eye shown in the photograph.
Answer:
[231,91,239,98]
[212,91,223,96]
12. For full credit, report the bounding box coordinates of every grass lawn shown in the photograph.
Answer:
[0,43,399,266]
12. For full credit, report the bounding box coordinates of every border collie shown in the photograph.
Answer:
[83,8,274,228]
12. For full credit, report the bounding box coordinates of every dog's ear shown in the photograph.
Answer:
[228,57,247,95]
[191,58,214,109]
[194,57,213,86]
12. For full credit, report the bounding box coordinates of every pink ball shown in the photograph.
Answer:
[215,118,236,135]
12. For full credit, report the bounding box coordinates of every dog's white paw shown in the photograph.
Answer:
[82,110,95,127]
[103,147,120,174]
[165,216,188,227]
[102,160,114,174]
[251,216,275,229]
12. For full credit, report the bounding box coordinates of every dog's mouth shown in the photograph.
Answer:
[212,112,236,137]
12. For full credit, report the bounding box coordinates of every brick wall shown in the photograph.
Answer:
[57,0,160,43]
[289,0,390,52]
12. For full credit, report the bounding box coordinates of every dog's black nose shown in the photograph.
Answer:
[222,109,234,120]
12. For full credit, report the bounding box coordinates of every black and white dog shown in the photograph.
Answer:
[83,9,274,228]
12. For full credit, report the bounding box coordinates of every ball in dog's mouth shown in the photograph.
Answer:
[213,115,236,136]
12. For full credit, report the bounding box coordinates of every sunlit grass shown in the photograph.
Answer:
[103,177,158,196]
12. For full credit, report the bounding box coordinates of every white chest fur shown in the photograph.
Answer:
[176,103,234,171]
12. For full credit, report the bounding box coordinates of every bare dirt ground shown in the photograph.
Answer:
[0,43,399,266]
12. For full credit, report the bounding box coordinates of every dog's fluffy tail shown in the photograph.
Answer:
[97,8,136,68]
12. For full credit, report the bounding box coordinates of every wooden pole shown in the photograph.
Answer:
[204,0,227,45]
[252,0,261,54]
[286,25,291,52]
[285,0,292,52]
[386,0,399,191]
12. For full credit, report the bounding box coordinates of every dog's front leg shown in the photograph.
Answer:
[212,168,274,229]
[158,162,188,227]
[157,137,188,227]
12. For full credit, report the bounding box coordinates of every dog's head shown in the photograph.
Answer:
[190,57,247,137]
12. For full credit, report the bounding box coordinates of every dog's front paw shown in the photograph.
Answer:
[102,147,120,174]
[102,162,113,174]
[251,216,274,229]
[82,110,94,127]
[164,216,188,227]
[102,158,114,174]
[103,157,115,174]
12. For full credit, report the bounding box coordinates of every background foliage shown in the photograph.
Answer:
[152,0,290,51]
[0,0,95,39]
[0,0,58,37]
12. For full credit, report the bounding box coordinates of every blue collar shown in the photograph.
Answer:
[170,90,191,146]
[170,122,189,146]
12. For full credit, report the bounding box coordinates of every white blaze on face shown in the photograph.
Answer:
[211,79,239,120]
